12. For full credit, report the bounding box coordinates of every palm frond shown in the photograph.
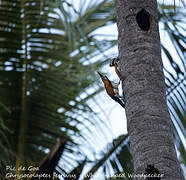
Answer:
[84,135,131,179]
[0,0,119,176]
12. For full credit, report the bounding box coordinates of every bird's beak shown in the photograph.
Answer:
[97,71,106,83]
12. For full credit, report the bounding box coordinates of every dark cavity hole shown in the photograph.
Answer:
[136,9,151,31]
[145,165,161,180]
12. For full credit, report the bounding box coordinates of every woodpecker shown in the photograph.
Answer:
[109,57,121,79]
[98,71,125,108]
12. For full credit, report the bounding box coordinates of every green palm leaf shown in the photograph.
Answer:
[0,0,118,177]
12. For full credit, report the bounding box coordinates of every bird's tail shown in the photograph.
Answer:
[113,96,125,108]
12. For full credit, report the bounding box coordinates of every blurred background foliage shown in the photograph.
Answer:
[0,0,185,179]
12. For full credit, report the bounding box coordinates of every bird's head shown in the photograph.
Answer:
[109,58,115,67]
[97,71,108,83]
[109,57,119,67]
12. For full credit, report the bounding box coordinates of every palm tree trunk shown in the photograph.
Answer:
[115,0,183,179]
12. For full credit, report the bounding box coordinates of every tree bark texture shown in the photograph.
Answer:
[115,0,183,179]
